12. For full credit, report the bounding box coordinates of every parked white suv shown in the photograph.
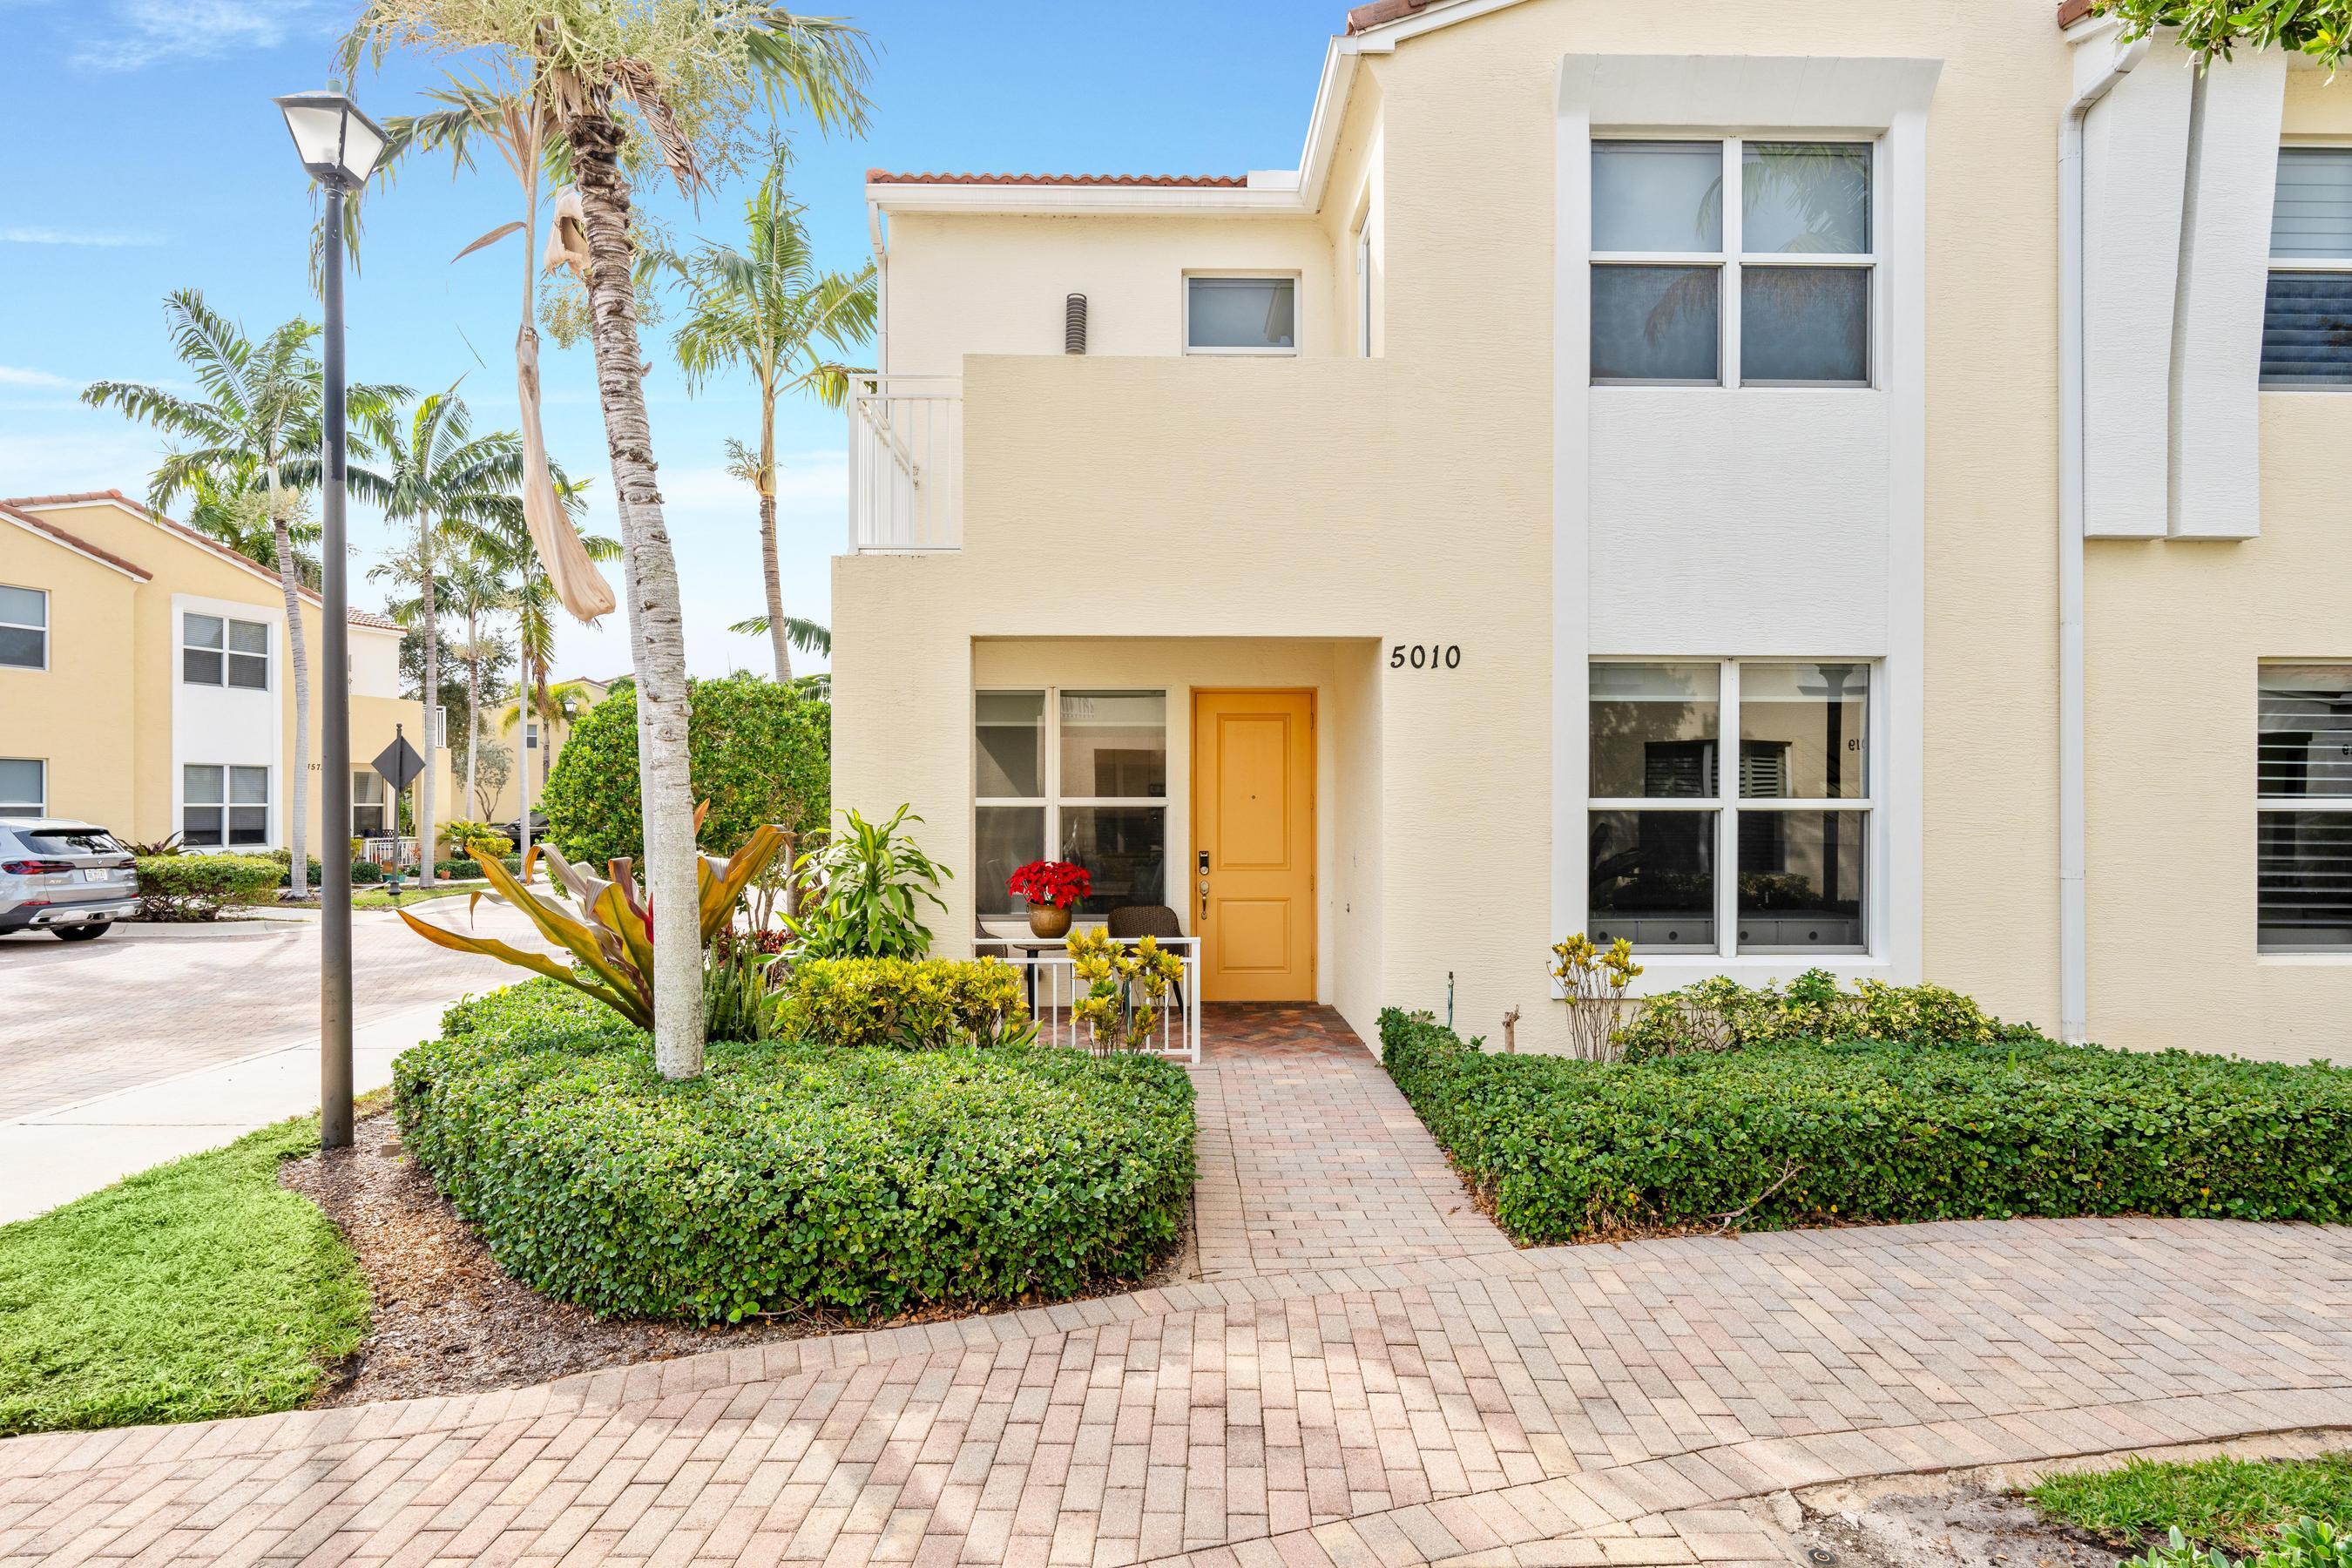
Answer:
[0,819,141,941]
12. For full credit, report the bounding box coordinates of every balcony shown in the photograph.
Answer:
[848,375,961,551]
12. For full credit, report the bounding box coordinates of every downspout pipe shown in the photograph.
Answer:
[868,193,889,379]
[2057,31,2148,1043]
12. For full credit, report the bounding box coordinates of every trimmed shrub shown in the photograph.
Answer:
[135,855,280,921]
[395,982,1193,1321]
[433,856,520,880]
[1612,968,2039,1062]
[348,861,386,885]
[1381,1008,2352,1245]
[773,957,1027,1048]
[542,674,829,867]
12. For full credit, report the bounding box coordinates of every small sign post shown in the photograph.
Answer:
[373,726,427,880]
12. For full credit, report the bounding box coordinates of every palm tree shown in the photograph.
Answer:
[666,155,875,679]
[183,459,324,588]
[344,0,871,1078]
[349,386,523,884]
[82,290,402,899]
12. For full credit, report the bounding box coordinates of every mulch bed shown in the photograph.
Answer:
[279,1109,1198,1409]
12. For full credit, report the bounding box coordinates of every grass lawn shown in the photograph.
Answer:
[2031,1453,2352,1554]
[353,880,489,910]
[0,1117,369,1436]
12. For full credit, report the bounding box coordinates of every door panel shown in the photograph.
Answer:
[1193,691,1315,1000]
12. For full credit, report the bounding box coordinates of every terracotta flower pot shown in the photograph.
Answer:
[1027,901,1072,939]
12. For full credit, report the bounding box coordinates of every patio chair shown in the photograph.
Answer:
[1106,905,1189,1026]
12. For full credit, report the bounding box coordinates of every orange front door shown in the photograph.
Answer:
[1192,690,1315,1001]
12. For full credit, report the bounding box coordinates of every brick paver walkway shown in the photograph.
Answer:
[4,1011,2350,1566]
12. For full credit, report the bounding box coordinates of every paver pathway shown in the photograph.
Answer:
[4,1015,2350,1566]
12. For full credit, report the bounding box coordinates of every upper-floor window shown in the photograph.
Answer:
[183,612,270,690]
[1185,276,1296,355]
[1592,139,1874,388]
[0,758,42,816]
[1,585,46,671]
[2262,146,2352,389]
[2258,665,2352,951]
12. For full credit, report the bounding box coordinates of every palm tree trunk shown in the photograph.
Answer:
[517,654,534,877]
[463,609,480,821]
[417,514,439,885]
[759,395,791,681]
[267,471,311,900]
[566,102,705,1078]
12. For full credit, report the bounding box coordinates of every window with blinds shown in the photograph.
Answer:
[2262,147,2352,389]
[2258,666,2352,952]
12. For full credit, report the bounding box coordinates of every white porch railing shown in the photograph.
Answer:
[848,374,962,551]
[980,936,1203,1065]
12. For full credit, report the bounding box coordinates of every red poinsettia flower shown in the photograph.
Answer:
[1008,859,1092,909]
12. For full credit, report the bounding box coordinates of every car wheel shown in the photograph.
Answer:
[51,924,110,943]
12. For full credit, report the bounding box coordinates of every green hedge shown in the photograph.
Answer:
[395,982,1194,1321]
[134,855,280,920]
[774,957,1027,1048]
[1381,1009,2352,1244]
[434,856,520,879]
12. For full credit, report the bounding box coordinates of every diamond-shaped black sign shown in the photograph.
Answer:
[372,733,425,792]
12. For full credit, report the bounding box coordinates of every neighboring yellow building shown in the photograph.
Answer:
[830,0,2352,1059]
[462,676,612,827]
[0,490,454,857]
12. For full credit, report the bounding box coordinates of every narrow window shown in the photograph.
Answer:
[0,757,44,815]
[2258,665,2352,950]
[0,585,46,670]
[2263,146,2352,388]
[1355,206,1376,357]
[352,770,388,837]
[975,691,1047,917]
[1185,277,1297,355]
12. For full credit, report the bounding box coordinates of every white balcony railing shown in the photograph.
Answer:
[848,374,961,551]
[977,935,1203,1064]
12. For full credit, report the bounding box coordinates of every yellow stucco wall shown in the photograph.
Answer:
[0,531,139,830]
[834,1,2352,1058]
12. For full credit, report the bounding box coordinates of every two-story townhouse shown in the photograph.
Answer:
[0,490,454,855]
[828,0,2352,1060]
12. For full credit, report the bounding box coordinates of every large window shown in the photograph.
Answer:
[0,758,43,816]
[975,689,1169,917]
[184,764,270,847]
[1185,276,1297,355]
[1592,139,1874,387]
[2258,666,2352,952]
[0,585,45,671]
[352,770,389,838]
[2263,146,2352,389]
[183,612,270,690]
[1588,660,1871,955]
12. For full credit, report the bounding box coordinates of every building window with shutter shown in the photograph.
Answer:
[2259,665,2352,952]
[2262,146,2352,388]
[1589,660,1872,956]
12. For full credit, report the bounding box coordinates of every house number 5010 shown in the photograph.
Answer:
[1390,644,1462,670]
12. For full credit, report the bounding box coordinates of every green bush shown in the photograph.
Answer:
[1380,1008,2352,1245]
[434,855,520,879]
[774,956,1027,1048]
[395,981,1193,1321]
[542,673,829,867]
[134,854,281,921]
[1612,967,2039,1061]
[348,860,386,885]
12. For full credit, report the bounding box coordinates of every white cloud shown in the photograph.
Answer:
[71,0,324,71]
[0,367,74,389]
[0,226,161,247]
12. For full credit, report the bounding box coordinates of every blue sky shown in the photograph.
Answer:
[0,0,1339,679]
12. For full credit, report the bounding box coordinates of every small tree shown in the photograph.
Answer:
[2092,0,2349,70]
[541,673,829,866]
[471,739,513,819]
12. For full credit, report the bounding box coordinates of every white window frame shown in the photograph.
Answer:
[1354,200,1375,359]
[181,762,273,848]
[2262,141,2352,392]
[352,769,389,838]
[2256,661,2352,956]
[0,584,47,672]
[975,687,1173,922]
[181,612,272,691]
[1181,272,1301,357]
[0,758,44,816]
[1586,658,1879,958]
[1590,135,1880,389]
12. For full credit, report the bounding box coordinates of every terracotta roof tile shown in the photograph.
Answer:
[866,169,1248,188]
[5,488,402,628]
[0,504,153,580]
[2056,0,2098,24]
[1346,0,1439,34]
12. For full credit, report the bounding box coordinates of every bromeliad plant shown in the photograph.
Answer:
[1007,859,1090,911]
[1067,925,1185,1056]
[400,807,789,1031]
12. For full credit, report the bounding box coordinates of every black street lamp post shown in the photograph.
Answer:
[274,90,387,1150]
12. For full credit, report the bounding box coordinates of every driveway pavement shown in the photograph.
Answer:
[0,899,553,1222]
[5,1011,2349,1565]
